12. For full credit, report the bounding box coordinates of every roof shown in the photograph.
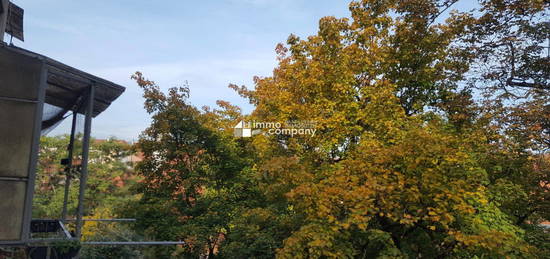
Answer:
[0,43,125,117]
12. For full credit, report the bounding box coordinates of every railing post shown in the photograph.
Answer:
[75,84,94,239]
[61,111,78,223]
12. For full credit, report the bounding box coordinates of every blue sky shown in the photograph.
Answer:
[5,0,349,141]
[7,0,476,141]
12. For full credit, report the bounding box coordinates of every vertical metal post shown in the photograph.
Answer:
[21,61,46,242]
[61,111,78,222]
[75,84,94,239]
[0,0,8,42]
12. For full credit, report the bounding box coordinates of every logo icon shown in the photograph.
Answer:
[233,120,251,138]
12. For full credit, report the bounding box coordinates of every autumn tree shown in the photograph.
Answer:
[126,0,548,258]
[126,72,262,258]
[228,0,546,257]
[460,0,550,253]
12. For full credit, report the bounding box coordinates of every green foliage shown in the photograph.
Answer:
[28,1,546,257]
[33,136,135,219]
[120,0,549,258]
[126,72,264,258]
[33,135,141,258]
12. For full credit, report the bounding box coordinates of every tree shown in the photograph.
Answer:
[127,72,260,258]
[33,135,141,258]
[229,0,543,257]
[33,136,134,220]
[125,0,549,257]
[459,1,550,255]
[463,0,549,99]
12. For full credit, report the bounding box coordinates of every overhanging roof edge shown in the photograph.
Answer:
[1,43,126,117]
